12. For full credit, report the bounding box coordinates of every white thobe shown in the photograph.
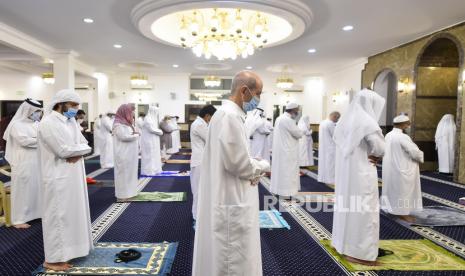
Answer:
[190,116,208,220]
[435,116,456,173]
[250,120,271,160]
[93,118,102,155]
[9,120,41,224]
[298,124,314,167]
[192,100,270,276]
[264,121,273,162]
[113,124,140,199]
[318,119,336,184]
[381,128,423,215]
[100,116,114,168]
[332,132,385,262]
[168,119,181,153]
[38,111,93,263]
[140,121,163,176]
[270,113,303,197]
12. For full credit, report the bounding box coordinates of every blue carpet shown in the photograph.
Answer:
[169,154,191,160]
[163,163,190,171]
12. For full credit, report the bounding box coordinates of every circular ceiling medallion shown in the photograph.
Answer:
[194,62,232,71]
[132,0,313,50]
[118,61,158,70]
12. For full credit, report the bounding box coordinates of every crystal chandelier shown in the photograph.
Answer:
[179,8,269,60]
[204,75,221,87]
[42,72,55,85]
[130,74,148,86]
[276,76,294,89]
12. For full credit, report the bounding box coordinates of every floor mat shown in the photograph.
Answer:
[128,192,187,202]
[34,242,178,275]
[383,206,465,227]
[260,209,290,229]
[322,239,465,271]
[142,171,190,177]
[165,160,190,164]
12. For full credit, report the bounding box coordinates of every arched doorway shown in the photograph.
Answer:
[373,69,397,134]
[414,36,462,173]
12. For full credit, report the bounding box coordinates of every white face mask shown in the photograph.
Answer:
[77,118,84,124]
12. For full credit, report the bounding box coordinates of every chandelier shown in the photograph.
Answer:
[276,76,294,89]
[42,72,55,85]
[130,74,148,86]
[179,8,269,60]
[204,75,221,87]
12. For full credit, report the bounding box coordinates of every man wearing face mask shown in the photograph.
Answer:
[270,103,304,200]
[38,89,93,271]
[381,114,423,222]
[76,110,86,131]
[3,98,43,229]
[192,71,270,276]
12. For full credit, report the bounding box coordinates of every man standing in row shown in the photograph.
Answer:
[318,111,340,185]
[382,114,424,222]
[270,103,303,200]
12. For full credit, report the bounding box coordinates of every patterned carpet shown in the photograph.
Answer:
[2,149,465,275]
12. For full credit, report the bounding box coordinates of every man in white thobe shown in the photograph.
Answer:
[93,114,103,155]
[141,106,163,176]
[435,114,456,173]
[3,99,43,229]
[190,105,217,220]
[332,89,385,266]
[38,89,93,271]
[298,115,314,167]
[248,108,271,159]
[317,111,340,184]
[100,112,114,168]
[192,71,270,276]
[381,115,423,222]
[264,118,274,163]
[168,116,181,153]
[270,103,303,199]
[136,112,145,132]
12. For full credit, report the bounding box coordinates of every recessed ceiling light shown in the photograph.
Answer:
[172,64,179,68]
[342,25,354,31]
[307,48,316,53]
[246,66,253,69]
[83,18,94,23]
[113,44,122,49]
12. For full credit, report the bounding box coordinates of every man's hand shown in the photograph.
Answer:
[368,155,380,165]
[66,156,82,163]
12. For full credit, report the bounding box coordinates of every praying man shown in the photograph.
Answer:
[381,114,423,222]
[38,89,93,271]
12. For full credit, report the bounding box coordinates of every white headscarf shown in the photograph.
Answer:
[3,99,43,165]
[333,89,385,157]
[435,114,456,148]
[298,115,310,132]
[47,89,81,113]
[145,105,160,128]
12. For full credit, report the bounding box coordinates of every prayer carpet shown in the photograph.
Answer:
[383,206,465,227]
[128,192,187,202]
[321,239,465,271]
[165,159,190,164]
[296,192,335,203]
[34,242,178,275]
[142,171,190,177]
[259,209,290,229]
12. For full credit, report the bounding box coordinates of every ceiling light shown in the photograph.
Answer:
[204,75,221,87]
[130,74,148,86]
[113,44,122,49]
[83,18,94,23]
[342,25,354,31]
[276,76,294,89]
[246,66,253,69]
[307,48,316,53]
[42,72,55,85]
[172,64,179,68]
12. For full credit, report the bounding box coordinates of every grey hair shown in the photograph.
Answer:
[231,70,259,94]
[329,111,341,117]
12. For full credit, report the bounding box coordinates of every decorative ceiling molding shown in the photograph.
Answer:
[131,0,313,48]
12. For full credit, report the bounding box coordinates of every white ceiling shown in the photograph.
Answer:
[1,0,465,76]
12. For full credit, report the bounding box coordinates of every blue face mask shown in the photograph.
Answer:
[64,108,78,119]
[242,87,260,112]
[30,111,42,122]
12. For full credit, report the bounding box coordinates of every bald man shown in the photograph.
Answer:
[193,71,270,276]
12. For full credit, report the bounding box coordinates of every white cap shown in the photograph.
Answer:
[393,114,410,123]
[285,102,299,110]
